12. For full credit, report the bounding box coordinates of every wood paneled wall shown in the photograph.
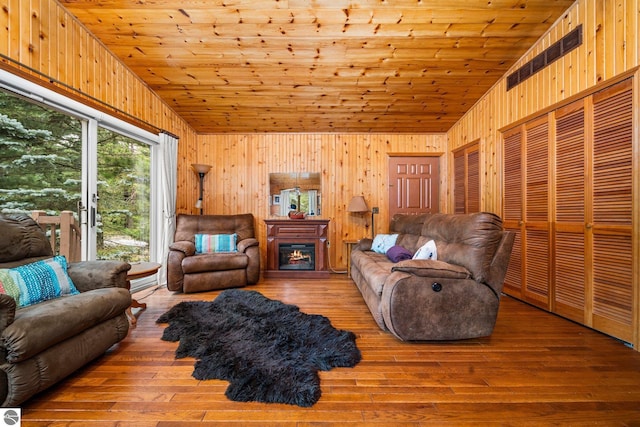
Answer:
[0,0,447,271]
[192,133,447,270]
[0,0,199,203]
[448,0,639,213]
[448,0,639,349]
[2,0,637,308]
[1,0,180,130]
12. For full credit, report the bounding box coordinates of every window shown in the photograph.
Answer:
[0,70,160,271]
[0,91,82,214]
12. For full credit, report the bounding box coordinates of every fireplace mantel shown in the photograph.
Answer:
[264,219,329,278]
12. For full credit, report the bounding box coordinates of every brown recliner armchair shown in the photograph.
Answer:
[167,214,260,293]
[0,213,131,407]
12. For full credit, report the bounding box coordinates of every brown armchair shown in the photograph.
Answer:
[167,214,260,293]
[0,213,131,406]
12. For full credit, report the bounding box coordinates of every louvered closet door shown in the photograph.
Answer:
[454,150,466,214]
[453,143,480,214]
[467,149,480,213]
[502,117,551,308]
[502,129,524,297]
[503,77,635,345]
[523,117,551,308]
[590,79,634,343]
[554,100,587,323]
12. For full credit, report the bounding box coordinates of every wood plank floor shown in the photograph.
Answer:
[22,275,640,426]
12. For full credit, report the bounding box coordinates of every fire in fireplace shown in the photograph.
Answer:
[279,243,315,270]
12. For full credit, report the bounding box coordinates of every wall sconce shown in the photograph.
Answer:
[347,195,374,239]
[192,163,211,215]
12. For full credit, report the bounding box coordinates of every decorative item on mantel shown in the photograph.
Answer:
[288,211,305,219]
[191,163,211,215]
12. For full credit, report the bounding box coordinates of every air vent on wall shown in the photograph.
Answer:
[507,24,583,91]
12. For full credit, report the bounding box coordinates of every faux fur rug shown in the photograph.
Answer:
[156,289,361,407]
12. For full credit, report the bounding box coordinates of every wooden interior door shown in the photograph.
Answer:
[388,156,439,218]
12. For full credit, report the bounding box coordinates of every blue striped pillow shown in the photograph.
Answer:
[0,256,80,307]
[195,233,238,253]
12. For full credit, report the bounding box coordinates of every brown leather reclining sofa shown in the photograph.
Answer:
[350,212,515,341]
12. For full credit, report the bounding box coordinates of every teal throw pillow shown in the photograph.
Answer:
[195,233,238,253]
[0,256,80,307]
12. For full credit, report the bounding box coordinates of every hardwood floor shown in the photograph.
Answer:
[22,275,640,426]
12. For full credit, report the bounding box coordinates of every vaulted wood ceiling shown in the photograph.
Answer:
[60,0,575,134]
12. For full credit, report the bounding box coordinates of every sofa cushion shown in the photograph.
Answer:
[182,253,249,273]
[0,214,53,263]
[175,213,256,242]
[0,256,79,307]
[419,212,503,283]
[392,259,471,279]
[351,251,394,296]
[394,233,422,252]
[390,213,430,235]
[1,287,131,363]
[195,233,237,253]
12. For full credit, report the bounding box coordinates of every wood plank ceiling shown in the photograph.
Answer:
[60,0,576,134]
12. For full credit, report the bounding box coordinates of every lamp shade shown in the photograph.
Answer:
[191,163,211,174]
[347,196,369,213]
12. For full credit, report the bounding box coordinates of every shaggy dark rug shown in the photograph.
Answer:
[156,289,361,407]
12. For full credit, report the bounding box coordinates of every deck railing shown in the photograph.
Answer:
[31,210,82,262]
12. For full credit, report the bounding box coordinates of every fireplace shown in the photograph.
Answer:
[264,219,329,278]
[279,243,315,270]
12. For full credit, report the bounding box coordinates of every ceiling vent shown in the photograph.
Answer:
[507,25,583,91]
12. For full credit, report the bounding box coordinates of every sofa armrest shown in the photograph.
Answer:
[0,294,17,337]
[245,244,261,285]
[380,275,501,341]
[237,237,259,253]
[67,261,131,292]
[486,231,516,295]
[169,240,196,257]
[392,259,471,279]
[354,238,373,252]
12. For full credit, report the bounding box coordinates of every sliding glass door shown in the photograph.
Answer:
[0,78,157,264]
[95,127,151,262]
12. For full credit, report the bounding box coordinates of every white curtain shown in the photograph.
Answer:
[158,132,178,286]
[307,190,318,215]
[279,190,292,216]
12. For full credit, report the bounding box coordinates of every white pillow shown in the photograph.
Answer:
[413,240,437,260]
[371,234,399,254]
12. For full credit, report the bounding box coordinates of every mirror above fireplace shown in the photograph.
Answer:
[269,172,321,217]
